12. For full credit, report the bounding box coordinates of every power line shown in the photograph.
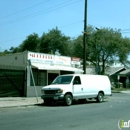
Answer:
[59,21,83,29]
[88,23,130,34]
[0,20,83,44]
[0,36,26,44]
[0,0,82,26]
[1,21,130,46]
[0,0,49,19]
[121,29,130,32]
[120,29,130,34]
[121,32,130,34]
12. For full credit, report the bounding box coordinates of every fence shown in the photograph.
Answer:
[0,69,25,97]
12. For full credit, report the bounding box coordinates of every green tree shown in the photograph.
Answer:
[72,35,84,58]
[19,33,39,52]
[38,27,70,56]
[72,25,95,59]
[117,37,130,64]
[66,38,76,57]
[0,51,6,56]
[73,26,130,74]
[89,28,130,74]
[9,47,20,53]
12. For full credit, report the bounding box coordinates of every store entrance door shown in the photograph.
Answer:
[48,73,59,85]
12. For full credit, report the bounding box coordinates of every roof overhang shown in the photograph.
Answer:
[31,63,83,73]
[119,69,130,76]
[106,67,125,76]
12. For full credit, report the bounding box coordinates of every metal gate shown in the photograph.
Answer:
[0,69,25,97]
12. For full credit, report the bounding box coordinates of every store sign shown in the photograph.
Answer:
[28,52,71,66]
[71,57,81,65]
[28,52,54,64]
[71,57,81,61]
[54,55,71,66]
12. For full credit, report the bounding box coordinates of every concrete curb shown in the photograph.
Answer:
[0,102,44,109]
[0,104,35,109]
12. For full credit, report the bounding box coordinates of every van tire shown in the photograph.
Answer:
[96,92,104,103]
[64,94,72,106]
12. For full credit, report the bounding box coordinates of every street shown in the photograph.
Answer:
[0,93,130,130]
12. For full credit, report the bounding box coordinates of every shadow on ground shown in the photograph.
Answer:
[35,99,109,107]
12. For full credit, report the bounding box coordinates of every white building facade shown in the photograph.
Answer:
[0,51,83,97]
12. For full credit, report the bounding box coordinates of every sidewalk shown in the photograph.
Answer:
[0,97,43,108]
[120,91,130,94]
[112,90,130,94]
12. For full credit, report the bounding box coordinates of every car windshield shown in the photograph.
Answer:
[51,76,73,84]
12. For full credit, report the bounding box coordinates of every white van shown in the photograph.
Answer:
[41,74,112,106]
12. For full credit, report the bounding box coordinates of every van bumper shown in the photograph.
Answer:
[41,94,64,100]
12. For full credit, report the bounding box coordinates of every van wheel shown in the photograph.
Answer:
[96,92,104,103]
[64,94,72,106]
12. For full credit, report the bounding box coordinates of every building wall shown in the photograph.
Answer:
[27,86,42,97]
[0,51,27,68]
[0,51,82,97]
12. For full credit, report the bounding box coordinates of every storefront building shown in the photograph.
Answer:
[0,51,83,97]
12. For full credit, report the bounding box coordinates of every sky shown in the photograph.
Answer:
[0,0,130,51]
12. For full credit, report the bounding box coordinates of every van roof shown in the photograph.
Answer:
[60,74,108,77]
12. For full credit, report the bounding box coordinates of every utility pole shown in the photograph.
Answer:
[83,0,87,74]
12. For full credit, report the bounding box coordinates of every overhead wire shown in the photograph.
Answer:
[120,29,130,34]
[120,29,130,32]
[0,0,49,19]
[0,0,82,26]
[0,20,83,44]
[0,0,83,50]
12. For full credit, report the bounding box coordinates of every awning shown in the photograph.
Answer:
[31,63,83,73]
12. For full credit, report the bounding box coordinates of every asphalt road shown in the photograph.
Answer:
[0,93,130,130]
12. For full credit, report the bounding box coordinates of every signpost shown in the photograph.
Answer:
[28,59,38,103]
